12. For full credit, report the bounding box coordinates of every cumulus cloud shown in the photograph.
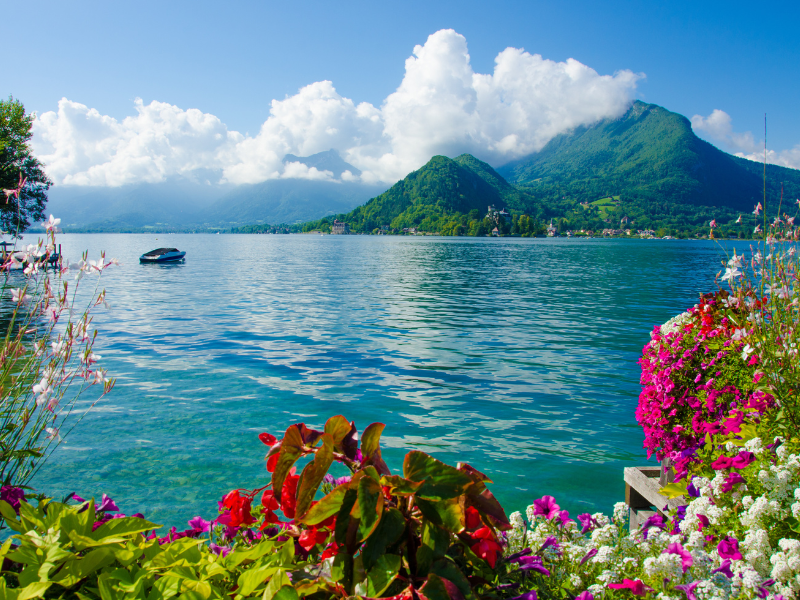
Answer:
[33,29,644,187]
[691,109,800,170]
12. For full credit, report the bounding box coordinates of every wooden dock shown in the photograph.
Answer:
[624,461,687,531]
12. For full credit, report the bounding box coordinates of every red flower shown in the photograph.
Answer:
[221,490,255,527]
[280,474,300,519]
[711,456,733,470]
[262,489,280,511]
[266,453,279,473]
[320,543,341,561]
[259,432,277,446]
[465,506,481,529]
[298,527,329,551]
[471,527,502,568]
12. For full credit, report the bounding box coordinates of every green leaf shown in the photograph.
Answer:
[271,425,306,506]
[361,508,406,571]
[92,517,162,540]
[659,482,687,499]
[334,488,359,546]
[361,423,385,459]
[430,559,473,600]
[50,548,117,587]
[361,423,390,476]
[403,452,473,501]
[299,483,348,526]
[365,554,401,597]
[357,476,384,541]
[14,582,52,600]
[331,553,354,592]
[0,500,23,531]
[324,415,353,449]
[416,497,464,533]
[238,564,279,596]
[379,475,423,496]
[272,586,298,600]
[416,521,451,575]
[296,433,335,518]
[420,573,463,600]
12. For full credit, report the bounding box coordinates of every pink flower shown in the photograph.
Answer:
[721,472,745,493]
[675,582,700,600]
[711,456,733,470]
[608,580,651,596]
[732,451,755,469]
[717,537,742,560]
[532,495,560,520]
[664,542,693,572]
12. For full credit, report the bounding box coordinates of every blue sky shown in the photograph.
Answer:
[4,0,799,186]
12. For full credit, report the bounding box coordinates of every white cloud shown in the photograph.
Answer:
[691,109,800,170]
[33,29,644,187]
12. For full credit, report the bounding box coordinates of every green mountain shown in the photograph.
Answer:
[308,154,536,235]
[498,101,800,232]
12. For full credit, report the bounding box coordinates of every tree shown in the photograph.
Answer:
[0,97,51,234]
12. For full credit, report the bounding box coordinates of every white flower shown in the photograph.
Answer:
[42,215,61,231]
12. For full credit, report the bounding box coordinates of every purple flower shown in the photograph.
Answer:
[497,583,520,591]
[717,537,742,560]
[97,494,119,513]
[537,536,559,553]
[712,559,734,578]
[0,486,25,513]
[510,591,537,600]
[188,516,211,532]
[664,542,693,572]
[556,510,572,525]
[209,543,231,557]
[67,493,86,504]
[575,593,594,600]
[686,481,700,498]
[580,548,598,565]
[516,556,550,576]
[721,472,745,493]
[674,582,700,600]
[322,474,335,485]
[506,548,532,563]
[756,579,775,599]
[640,514,666,539]
[532,496,560,520]
[577,513,597,533]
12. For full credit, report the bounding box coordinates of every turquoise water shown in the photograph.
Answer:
[32,234,736,528]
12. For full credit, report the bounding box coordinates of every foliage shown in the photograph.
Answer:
[0,201,116,488]
[0,97,52,234]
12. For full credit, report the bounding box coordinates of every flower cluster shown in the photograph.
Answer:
[498,435,800,600]
[637,289,774,480]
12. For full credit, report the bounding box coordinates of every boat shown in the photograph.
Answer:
[139,248,186,264]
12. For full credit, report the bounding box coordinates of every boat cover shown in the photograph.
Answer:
[142,248,180,257]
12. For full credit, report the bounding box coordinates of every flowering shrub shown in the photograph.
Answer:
[0,196,116,488]
[637,289,774,480]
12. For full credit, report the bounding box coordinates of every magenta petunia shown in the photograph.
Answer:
[711,455,733,470]
[608,579,651,596]
[664,542,693,572]
[532,496,560,520]
[717,537,743,560]
[732,451,756,469]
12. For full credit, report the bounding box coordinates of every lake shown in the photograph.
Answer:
[31,234,738,528]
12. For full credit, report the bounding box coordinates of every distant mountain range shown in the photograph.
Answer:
[40,102,800,234]
[43,151,384,232]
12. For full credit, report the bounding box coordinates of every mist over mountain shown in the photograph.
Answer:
[43,151,385,231]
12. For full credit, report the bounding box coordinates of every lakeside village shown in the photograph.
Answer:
[316,206,668,239]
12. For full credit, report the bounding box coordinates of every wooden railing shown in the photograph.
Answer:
[623,460,687,531]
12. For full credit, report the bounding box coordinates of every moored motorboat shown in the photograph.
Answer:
[139,248,186,263]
